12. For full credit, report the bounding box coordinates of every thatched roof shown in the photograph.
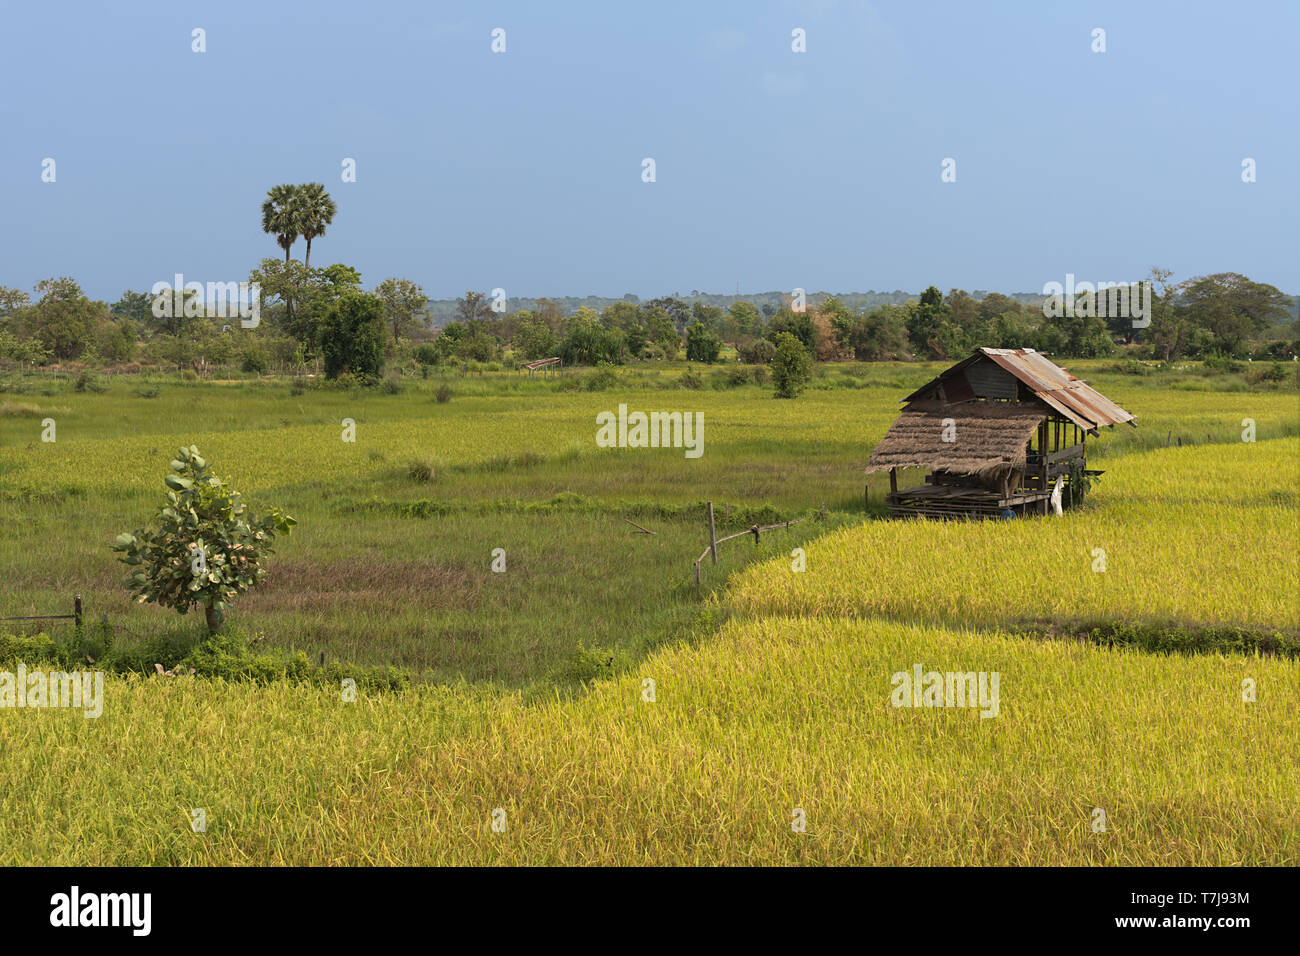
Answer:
[866,400,1046,476]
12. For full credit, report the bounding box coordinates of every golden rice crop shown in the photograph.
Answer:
[1,616,1294,865]
[725,438,1300,630]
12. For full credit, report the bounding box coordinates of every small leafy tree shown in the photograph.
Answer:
[319,290,386,380]
[771,332,813,398]
[685,322,721,363]
[113,446,295,634]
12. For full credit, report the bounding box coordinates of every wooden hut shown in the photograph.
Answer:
[867,348,1136,518]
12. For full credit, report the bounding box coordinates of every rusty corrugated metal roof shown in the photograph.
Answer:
[901,348,1136,432]
[978,348,1135,431]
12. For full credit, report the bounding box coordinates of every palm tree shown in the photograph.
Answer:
[296,183,337,268]
[261,184,301,261]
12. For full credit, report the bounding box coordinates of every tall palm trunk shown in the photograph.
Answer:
[305,237,312,269]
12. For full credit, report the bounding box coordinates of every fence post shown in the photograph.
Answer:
[74,594,82,628]
[707,502,718,565]
[694,560,701,589]
[752,525,760,546]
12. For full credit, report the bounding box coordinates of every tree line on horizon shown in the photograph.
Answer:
[0,182,1294,379]
[1,269,1295,379]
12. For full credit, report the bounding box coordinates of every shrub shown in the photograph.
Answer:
[319,291,387,380]
[771,332,813,398]
[684,322,722,363]
[74,370,107,393]
[408,458,437,483]
[1246,362,1290,387]
[584,363,620,391]
[240,348,270,374]
[1202,355,1245,373]
[678,368,703,390]
[435,384,453,403]
[563,642,632,684]
[737,338,776,364]
[724,365,752,387]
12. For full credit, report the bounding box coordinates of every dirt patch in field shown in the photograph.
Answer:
[243,558,479,613]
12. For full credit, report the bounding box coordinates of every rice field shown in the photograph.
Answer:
[1,617,1295,865]
[0,364,1296,865]
[725,438,1300,632]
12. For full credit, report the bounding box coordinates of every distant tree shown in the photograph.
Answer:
[987,311,1034,350]
[22,277,105,360]
[535,298,565,332]
[1040,302,1113,358]
[296,183,337,268]
[977,292,1020,323]
[261,184,301,261]
[726,301,763,338]
[685,322,721,363]
[945,289,979,329]
[456,291,494,324]
[645,296,691,332]
[771,332,813,398]
[98,318,137,362]
[514,317,557,360]
[0,286,32,319]
[601,301,645,355]
[559,308,624,365]
[905,286,951,358]
[1181,273,1290,332]
[436,321,499,362]
[374,277,429,344]
[766,308,816,353]
[645,308,680,358]
[110,290,153,324]
[811,312,844,360]
[318,290,387,379]
[690,301,724,334]
[1179,273,1290,356]
[848,306,909,360]
[250,258,314,344]
[817,296,855,345]
[737,338,776,364]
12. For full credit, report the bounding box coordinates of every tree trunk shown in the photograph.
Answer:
[305,238,312,269]
[205,605,224,634]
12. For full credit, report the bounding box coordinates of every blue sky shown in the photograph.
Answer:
[2,0,1296,302]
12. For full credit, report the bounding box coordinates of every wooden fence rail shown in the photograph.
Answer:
[0,594,82,627]
[693,501,810,587]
